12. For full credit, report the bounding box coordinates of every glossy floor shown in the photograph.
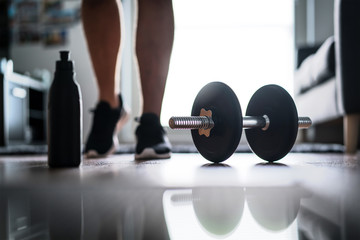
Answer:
[1,152,360,240]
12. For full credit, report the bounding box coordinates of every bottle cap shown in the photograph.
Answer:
[60,51,70,61]
[56,50,73,71]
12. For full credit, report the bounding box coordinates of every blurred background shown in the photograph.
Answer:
[0,0,337,147]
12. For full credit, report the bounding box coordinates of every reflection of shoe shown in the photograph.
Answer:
[135,113,172,160]
[85,95,130,158]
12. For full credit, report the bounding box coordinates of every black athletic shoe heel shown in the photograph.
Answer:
[135,113,172,160]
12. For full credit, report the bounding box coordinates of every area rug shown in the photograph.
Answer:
[168,143,345,154]
[0,143,345,155]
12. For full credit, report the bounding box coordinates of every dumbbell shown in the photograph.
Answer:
[169,82,312,163]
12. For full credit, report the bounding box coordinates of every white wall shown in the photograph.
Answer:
[10,22,99,144]
[294,0,334,47]
[314,0,334,43]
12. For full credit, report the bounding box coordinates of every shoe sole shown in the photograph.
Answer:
[85,106,131,159]
[85,145,116,158]
[135,148,171,160]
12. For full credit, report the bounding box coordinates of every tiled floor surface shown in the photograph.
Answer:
[1,152,359,239]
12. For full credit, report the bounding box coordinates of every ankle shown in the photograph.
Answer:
[100,94,120,109]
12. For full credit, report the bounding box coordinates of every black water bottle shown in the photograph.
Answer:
[47,51,82,167]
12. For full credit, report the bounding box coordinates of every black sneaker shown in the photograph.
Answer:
[85,95,130,158]
[135,113,172,160]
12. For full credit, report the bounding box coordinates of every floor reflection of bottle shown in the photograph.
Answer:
[47,51,82,167]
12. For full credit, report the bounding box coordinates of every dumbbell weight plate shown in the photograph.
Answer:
[191,82,242,163]
[245,85,298,161]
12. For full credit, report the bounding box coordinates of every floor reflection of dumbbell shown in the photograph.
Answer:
[169,82,312,163]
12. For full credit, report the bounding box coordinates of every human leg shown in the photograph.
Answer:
[82,0,123,108]
[82,0,129,157]
[134,0,174,160]
[136,0,175,117]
